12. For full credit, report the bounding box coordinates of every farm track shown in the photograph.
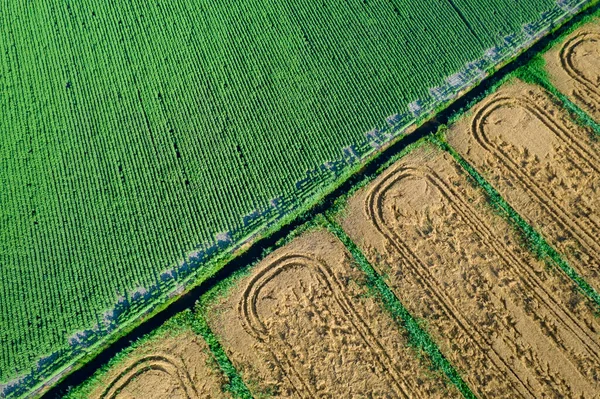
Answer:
[205,231,459,398]
[341,146,600,398]
[447,81,600,292]
[90,331,227,399]
[238,254,412,398]
[545,20,600,122]
[100,355,198,399]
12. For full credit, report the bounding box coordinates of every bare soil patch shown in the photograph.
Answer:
[90,330,227,399]
[341,144,600,398]
[447,80,600,291]
[205,230,459,398]
[544,19,600,122]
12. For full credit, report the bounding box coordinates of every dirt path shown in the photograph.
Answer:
[90,329,228,399]
[544,19,600,122]
[447,80,600,292]
[205,230,459,398]
[341,144,600,398]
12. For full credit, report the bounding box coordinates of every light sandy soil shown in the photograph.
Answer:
[90,330,227,399]
[447,80,600,292]
[206,230,459,398]
[544,19,600,122]
[341,144,600,398]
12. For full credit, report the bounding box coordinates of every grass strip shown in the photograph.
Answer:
[515,60,600,136]
[431,134,600,311]
[189,311,253,399]
[322,215,477,399]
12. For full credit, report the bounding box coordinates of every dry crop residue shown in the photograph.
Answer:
[341,145,600,398]
[91,330,228,399]
[544,19,600,122]
[205,230,459,398]
[447,80,600,291]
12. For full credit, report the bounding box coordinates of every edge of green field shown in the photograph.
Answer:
[15,2,600,398]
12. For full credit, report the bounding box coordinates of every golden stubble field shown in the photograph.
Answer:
[90,330,227,399]
[342,143,600,398]
[447,80,600,291]
[206,230,459,398]
[544,19,600,122]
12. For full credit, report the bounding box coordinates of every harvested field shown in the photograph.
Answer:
[341,145,600,398]
[447,80,600,290]
[544,20,600,122]
[90,330,227,399]
[205,230,459,398]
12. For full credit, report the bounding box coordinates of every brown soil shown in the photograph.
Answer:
[205,230,460,398]
[91,330,228,399]
[341,144,600,399]
[544,19,600,122]
[447,80,600,292]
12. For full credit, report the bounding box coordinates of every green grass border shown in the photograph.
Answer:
[189,310,253,399]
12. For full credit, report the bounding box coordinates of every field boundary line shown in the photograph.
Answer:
[188,310,253,399]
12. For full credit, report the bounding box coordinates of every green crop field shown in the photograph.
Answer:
[0,0,590,396]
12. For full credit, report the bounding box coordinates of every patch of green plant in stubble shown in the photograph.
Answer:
[188,309,253,399]
[321,214,477,399]
[430,133,600,314]
[514,58,600,137]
